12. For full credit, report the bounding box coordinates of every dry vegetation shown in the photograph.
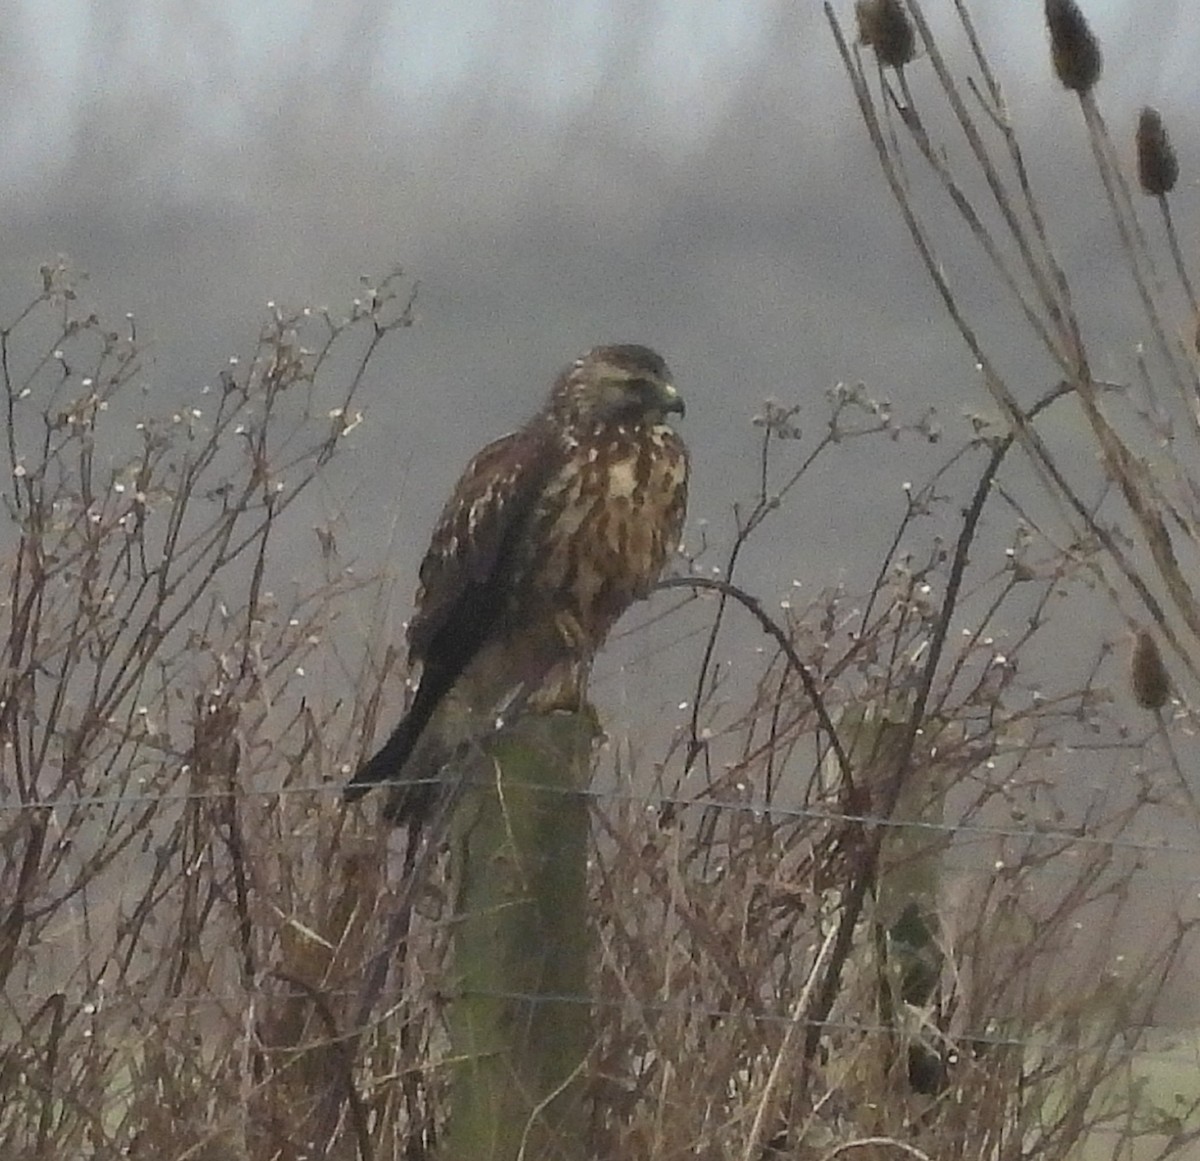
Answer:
[4,1,1200,1158]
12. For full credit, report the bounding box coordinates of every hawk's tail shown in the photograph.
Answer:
[343,711,424,800]
[343,679,446,821]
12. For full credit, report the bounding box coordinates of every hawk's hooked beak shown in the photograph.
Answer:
[658,381,685,418]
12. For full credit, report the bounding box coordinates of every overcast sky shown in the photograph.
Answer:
[5,1,1195,563]
[2,0,1198,691]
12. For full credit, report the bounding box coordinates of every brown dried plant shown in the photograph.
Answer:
[856,0,917,70]
[1136,107,1179,198]
[1045,0,1102,93]
[822,0,1200,1156]
[1131,630,1170,711]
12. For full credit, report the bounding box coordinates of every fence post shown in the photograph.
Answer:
[843,702,949,1095]
[441,707,598,1161]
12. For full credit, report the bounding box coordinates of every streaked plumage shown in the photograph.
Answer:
[344,344,689,823]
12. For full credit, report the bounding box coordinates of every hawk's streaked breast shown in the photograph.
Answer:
[513,421,687,649]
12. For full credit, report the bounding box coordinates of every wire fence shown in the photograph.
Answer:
[8,775,1200,1063]
[6,743,1199,1155]
[6,980,1198,1067]
[8,775,1200,859]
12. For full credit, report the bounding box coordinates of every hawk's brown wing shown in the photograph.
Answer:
[408,420,558,666]
[343,420,557,803]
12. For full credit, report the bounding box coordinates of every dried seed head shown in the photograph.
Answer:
[856,0,917,69]
[1136,107,1178,197]
[1045,0,1102,93]
[1131,630,1170,710]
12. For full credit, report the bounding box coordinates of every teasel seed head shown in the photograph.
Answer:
[1045,0,1102,93]
[1131,630,1170,711]
[1136,107,1178,197]
[856,0,917,70]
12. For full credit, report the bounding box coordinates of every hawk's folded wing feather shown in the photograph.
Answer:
[343,422,557,804]
[408,422,557,668]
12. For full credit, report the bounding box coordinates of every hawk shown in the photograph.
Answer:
[344,344,689,823]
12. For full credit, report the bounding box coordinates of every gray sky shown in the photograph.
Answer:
[6,2,1194,558]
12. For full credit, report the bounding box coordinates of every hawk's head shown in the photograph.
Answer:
[549,344,684,430]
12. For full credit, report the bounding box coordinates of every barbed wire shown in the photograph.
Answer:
[3,774,1200,858]
[4,977,1196,1068]
[4,791,1199,1089]
[6,771,1200,1073]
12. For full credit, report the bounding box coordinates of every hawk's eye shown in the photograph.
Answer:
[594,375,642,412]
[587,369,677,421]
[626,377,667,407]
